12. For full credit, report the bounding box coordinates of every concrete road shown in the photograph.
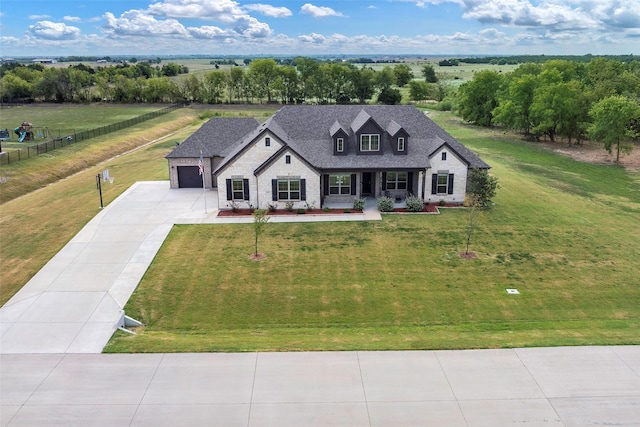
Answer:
[1,347,639,426]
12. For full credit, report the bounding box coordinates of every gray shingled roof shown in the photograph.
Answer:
[167,105,490,172]
[386,120,404,137]
[269,105,490,170]
[165,117,259,159]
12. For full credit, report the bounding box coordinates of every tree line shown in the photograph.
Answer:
[456,58,640,161]
[0,61,188,103]
[0,58,423,105]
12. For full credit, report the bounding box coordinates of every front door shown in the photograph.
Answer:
[362,172,373,196]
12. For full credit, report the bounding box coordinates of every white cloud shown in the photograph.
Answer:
[479,27,506,38]
[232,16,272,38]
[1,36,20,44]
[459,0,598,31]
[300,4,344,18]
[298,32,326,44]
[103,10,190,37]
[29,15,51,20]
[27,21,81,40]
[590,0,640,29]
[188,25,233,39]
[63,16,82,22]
[244,4,292,18]
[142,0,273,39]
[147,0,245,23]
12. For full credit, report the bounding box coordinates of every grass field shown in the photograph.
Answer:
[0,104,161,149]
[0,105,280,306]
[104,111,640,353]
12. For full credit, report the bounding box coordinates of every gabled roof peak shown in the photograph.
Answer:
[350,109,371,133]
[330,120,348,137]
[386,120,404,137]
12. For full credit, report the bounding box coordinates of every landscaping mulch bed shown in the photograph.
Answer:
[217,208,362,217]
[389,203,462,214]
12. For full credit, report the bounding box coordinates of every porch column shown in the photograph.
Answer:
[418,170,424,200]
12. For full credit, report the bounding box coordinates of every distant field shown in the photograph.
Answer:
[356,61,519,86]
[105,111,640,353]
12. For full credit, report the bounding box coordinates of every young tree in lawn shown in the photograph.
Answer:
[464,194,482,256]
[466,168,499,208]
[252,209,270,258]
[589,95,640,162]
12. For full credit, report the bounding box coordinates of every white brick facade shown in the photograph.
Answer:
[426,146,468,204]
[256,150,321,210]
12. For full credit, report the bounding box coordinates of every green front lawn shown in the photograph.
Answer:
[106,115,640,352]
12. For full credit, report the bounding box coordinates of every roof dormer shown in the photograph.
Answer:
[330,120,349,155]
[387,120,409,155]
[352,109,384,155]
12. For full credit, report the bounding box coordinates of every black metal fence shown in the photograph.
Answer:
[0,103,185,165]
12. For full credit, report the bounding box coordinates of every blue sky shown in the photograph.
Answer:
[1,0,639,57]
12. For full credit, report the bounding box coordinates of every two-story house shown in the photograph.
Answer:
[166,105,490,209]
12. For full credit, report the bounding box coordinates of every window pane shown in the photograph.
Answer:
[290,192,300,200]
[278,181,288,191]
[437,175,448,185]
[360,135,368,150]
[232,180,243,191]
[289,180,299,191]
[371,135,379,150]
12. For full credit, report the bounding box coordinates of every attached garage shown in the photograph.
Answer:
[177,166,201,188]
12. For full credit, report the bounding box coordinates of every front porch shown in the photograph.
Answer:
[321,170,425,206]
[323,196,407,211]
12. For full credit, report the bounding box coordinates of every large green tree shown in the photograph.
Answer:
[457,70,503,127]
[589,95,640,162]
[493,74,538,135]
[393,64,414,87]
[351,67,376,104]
[408,80,430,101]
[248,58,279,103]
[422,64,438,83]
[530,79,587,144]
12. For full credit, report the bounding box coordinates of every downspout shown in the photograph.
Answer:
[255,174,260,209]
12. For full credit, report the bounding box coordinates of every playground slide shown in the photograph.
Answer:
[18,132,27,142]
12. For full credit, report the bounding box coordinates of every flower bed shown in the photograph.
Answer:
[217,208,362,217]
[390,203,462,214]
